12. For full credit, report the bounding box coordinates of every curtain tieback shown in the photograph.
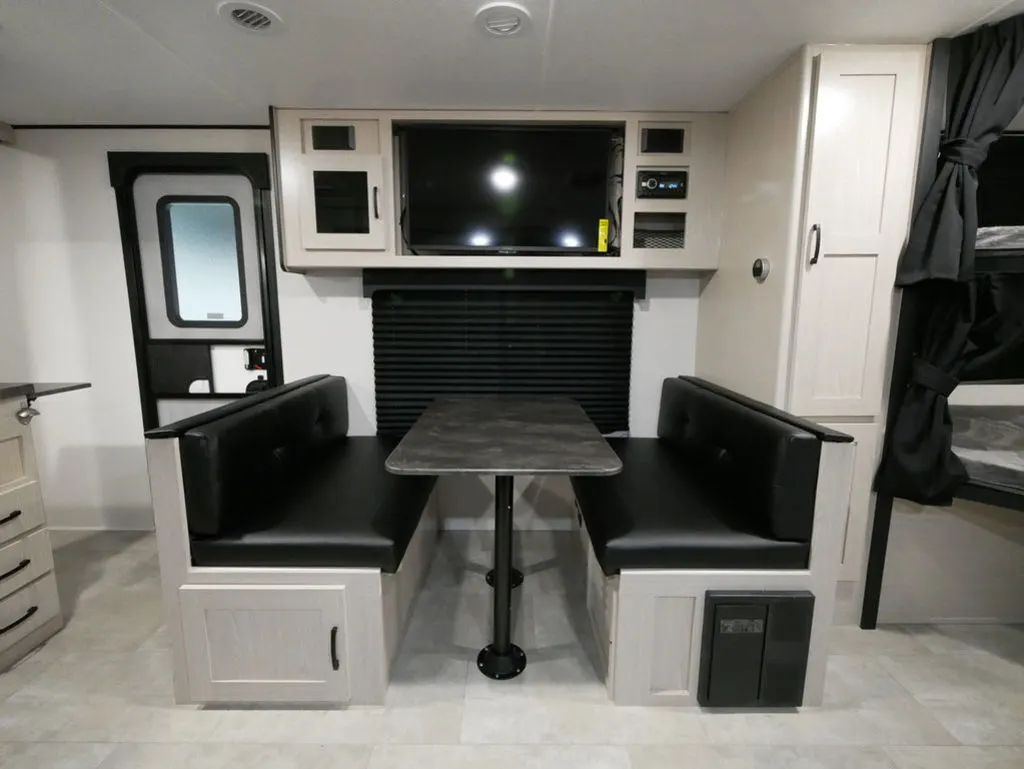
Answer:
[911,359,959,397]
[940,137,987,169]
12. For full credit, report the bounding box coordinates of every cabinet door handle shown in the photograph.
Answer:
[809,223,822,265]
[0,558,30,583]
[0,605,37,637]
[372,186,380,220]
[0,510,22,527]
[330,626,340,671]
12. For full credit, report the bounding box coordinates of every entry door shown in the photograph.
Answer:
[110,154,283,429]
[787,49,926,417]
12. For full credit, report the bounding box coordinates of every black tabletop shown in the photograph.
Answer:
[0,382,92,401]
[386,397,622,476]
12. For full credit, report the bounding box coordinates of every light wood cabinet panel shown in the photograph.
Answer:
[816,421,880,581]
[0,482,45,548]
[179,585,350,703]
[0,529,55,601]
[788,49,926,417]
[298,155,389,252]
[0,572,60,653]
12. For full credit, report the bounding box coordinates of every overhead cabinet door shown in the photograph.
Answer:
[788,50,926,417]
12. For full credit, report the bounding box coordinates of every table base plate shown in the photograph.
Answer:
[477,643,527,680]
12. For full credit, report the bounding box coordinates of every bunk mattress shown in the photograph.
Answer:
[976,226,1024,251]
[951,406,1024,508]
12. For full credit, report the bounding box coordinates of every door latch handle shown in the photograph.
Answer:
[372,186,380,220]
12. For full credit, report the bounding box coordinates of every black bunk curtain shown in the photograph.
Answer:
[876,14,1024,504]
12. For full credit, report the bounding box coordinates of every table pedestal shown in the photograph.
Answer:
[476,474,527,680]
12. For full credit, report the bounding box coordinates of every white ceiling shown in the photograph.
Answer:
[1,0,1023,125]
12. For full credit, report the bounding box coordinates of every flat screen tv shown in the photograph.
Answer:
[399,124,617,255]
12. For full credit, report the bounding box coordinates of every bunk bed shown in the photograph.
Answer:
[950,201,1024,513]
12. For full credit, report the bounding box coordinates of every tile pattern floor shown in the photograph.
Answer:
[0,529,1022,768]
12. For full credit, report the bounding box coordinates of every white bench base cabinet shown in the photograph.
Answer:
[576,440,854,707]
[147,437,440,706]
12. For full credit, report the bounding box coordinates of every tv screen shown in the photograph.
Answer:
[400,125,615,254]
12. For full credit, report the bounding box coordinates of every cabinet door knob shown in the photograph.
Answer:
[372,186,381,220]
[15,407,39,426]
[809,224,822,266]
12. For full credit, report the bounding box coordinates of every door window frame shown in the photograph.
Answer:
[108,151,285,430]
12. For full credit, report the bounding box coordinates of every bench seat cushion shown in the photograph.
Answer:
[191,437,435,572]
[572,439,810,575]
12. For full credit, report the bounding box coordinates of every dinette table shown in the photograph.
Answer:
[385,397,622,680]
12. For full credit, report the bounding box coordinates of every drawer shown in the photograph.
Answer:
[0,529,54,601]
[0,482,45,547]
[0,572,60,655]
[0,426,37,491]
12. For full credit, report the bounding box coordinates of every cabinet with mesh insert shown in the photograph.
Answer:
[633,212,686,249]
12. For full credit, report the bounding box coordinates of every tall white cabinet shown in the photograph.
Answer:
[696,45,928,623]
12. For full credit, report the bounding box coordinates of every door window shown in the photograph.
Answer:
[157,197,247,327]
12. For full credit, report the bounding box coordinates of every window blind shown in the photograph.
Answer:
[372,289,634,436]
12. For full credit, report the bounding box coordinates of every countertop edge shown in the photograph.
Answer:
[0,382,93,401]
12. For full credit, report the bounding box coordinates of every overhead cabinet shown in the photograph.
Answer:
[278,113,390,256]
[299,155,388,252]
[273,109,726,271]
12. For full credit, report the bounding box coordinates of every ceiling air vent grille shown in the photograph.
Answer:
[231,8,272,31]
[218,2,282,34]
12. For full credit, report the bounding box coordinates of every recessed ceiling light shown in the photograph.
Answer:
[218,1,282,34]
[474,2,533,38]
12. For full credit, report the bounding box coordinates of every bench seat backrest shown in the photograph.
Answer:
[657,378,821,542]
[151,376,350,537]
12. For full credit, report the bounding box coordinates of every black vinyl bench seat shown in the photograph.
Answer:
[573,377,847,575]
[147,375,436,573]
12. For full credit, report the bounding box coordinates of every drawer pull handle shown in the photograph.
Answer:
[0,558,30,583]
[330,626,340,671]
[0,510,23,527]
[0,605,37,637]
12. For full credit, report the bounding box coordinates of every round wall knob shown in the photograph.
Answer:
[15,407,40,426]
[752,258,771,283]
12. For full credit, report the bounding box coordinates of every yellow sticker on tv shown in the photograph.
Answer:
[598,219,609,253]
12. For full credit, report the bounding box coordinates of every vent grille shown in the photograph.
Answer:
[372,289,634,436]
[218,2,281,33]
[231,8,273,30]
[484,15,522,35]
[634,229,686,249]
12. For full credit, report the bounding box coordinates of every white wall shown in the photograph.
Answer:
[3,128,269,529]
[5,127,701,530]
[0,146,31,378]
[695,51,810,407]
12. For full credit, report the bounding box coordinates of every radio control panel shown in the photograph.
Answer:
[636,169,689,199]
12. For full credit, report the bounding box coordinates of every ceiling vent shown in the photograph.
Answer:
[218,2,282,34]
[474,2,532,38]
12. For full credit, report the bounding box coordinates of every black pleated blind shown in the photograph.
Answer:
[372,289,634,436]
